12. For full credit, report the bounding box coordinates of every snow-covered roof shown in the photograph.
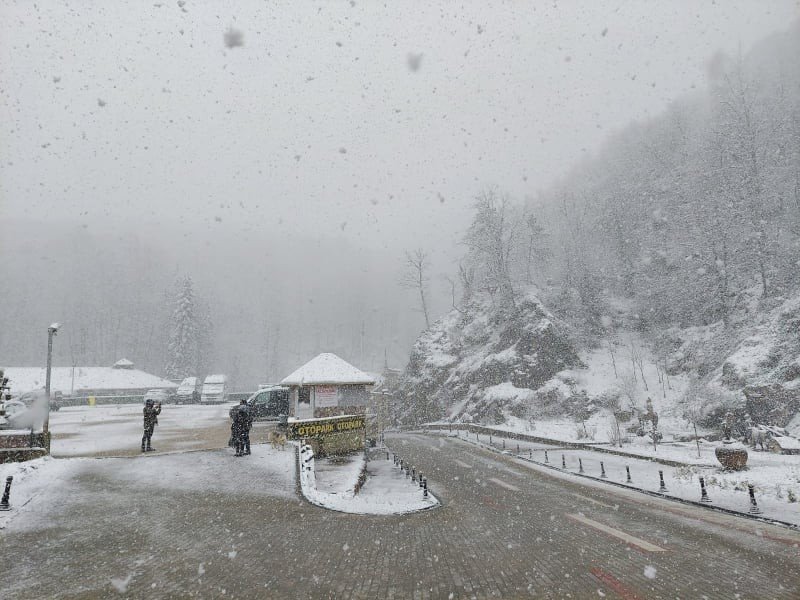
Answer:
[204,374,227,384]
[113,358,135,369]
[3,366,178,395]
[281,353,375,386]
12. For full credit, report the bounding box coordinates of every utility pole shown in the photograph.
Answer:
[44,323,60,437]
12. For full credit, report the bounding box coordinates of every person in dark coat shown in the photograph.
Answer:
[232,400,251,457]
[142,399,162,452]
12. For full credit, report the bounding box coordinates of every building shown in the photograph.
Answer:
[280,353,375,419]
[4,358,178,399]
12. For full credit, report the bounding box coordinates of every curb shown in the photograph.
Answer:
[424,431,800,532]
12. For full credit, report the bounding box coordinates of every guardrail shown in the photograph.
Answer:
[419,422,702,468]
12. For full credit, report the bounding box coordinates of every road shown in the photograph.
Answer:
[2,432,798,599]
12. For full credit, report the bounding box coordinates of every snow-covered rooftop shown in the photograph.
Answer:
[281,353,375,386]
[4,366,178,395]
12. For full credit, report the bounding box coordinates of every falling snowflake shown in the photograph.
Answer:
[407,52,423,72]
[224,27,244,49]
[644,565,657,579]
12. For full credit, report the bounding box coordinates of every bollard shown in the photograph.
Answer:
[386,451,390,461]
[476,433,479,442]
[625,465,632,483]
[412,468,416,482]
[517,443,520,454]
[658,470,667,492]
[544,450,549,464]
[561,454,566,469]
[419,472,424,488]
[502,439,506,450]
[600,462,607,479]
[406,465,411,479]
[0,476,12,511]
[529,449,532,459]
[748,484,762,515]
[699,477,712,503]
[578,458,584,473]
[489,434,493,446]
[423,478,428,498]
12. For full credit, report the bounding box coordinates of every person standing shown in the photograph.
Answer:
[142,399,162,452]
[232,400,251,457]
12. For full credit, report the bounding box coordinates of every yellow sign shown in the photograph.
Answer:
[288,415,365,439]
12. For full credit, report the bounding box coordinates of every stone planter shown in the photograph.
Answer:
[715,442,748,470]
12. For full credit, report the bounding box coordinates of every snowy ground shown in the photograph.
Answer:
[437,429,800,527]
[48,402,236,456]
[0,443,295,531]
[299,445,439,515]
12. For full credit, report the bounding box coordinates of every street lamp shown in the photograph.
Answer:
[44,323,60,437]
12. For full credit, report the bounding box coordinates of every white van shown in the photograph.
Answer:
[175,377,200,404]
[200,374,227,404]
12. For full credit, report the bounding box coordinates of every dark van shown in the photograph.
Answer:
[230,385,290,421]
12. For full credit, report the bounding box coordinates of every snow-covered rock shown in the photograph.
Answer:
[395,291,581,425]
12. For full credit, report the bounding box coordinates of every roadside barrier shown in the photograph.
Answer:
[423,428,793,529]
[699,477,712,503]
[0,476,12,511]
[748,484,762,514]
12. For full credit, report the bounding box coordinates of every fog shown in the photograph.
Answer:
[1,0,797,389]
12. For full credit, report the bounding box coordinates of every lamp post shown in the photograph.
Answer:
[44,323,60,437]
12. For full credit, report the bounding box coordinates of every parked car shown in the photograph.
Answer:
[143,389,171,405]
[201,374,227,404]
[16,388,64,411]
[0,399,28,429]
[175,377,200,404]
[229,386,290,421]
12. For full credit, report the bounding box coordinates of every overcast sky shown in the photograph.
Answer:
[2,1,799,256]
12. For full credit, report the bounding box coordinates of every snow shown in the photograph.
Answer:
[0,443,295,531]
[203,374,227,384]
[3,366,177,396]
[298,445,439,514]
[48,403,235,456]
[482,382,536,402]
[281,353,374,386]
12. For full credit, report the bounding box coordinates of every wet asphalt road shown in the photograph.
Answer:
[2,432,799,599]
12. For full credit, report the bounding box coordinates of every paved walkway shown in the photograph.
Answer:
[2,433,799,598]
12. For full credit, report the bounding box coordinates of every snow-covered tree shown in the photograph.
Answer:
[164,277,200,380]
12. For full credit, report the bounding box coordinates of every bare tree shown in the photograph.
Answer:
[400,249,432,329]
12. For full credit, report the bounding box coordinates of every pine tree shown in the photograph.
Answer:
[165,277,200,380]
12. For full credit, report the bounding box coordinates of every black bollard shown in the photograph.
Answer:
[476,433,479,442]
[748,484,762,514]
[489,434,493,446]
[517,443,520,454]
[625,465,632,483]
[562,454,566,469]
[658,470,667,492]
[544,450,549,464]
[502,439,506,450]
[600,462,607,479]
[386,451,390,461]
[423,478,428,498]
[419,472,424,488]
[412,468,416,482]
[0,476,12,511]
[699,477,712,503]
[578,458,584,473]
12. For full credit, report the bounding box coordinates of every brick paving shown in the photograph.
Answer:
[1,432,799,599]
